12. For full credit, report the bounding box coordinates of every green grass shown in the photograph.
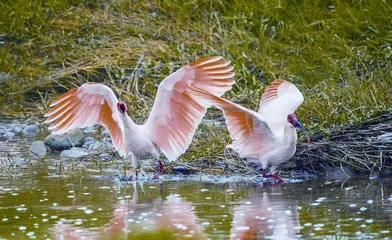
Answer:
[1,0,391,161]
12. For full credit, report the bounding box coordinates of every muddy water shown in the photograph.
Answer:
[1,134,392,239]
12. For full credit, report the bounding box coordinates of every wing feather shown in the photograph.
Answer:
[144,56,235,162]
[187,88,275,159]
[44,83,128,157]
[258,79,304,132]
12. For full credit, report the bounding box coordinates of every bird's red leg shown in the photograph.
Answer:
[153,160,164,180]
[262,169,284,183]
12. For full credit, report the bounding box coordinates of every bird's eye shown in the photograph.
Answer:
[117,102,127,114]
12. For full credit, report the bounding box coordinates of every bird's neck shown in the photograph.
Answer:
[119,113,136,132]
[284,123,298,145]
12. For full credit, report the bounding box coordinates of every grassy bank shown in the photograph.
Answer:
[1,0,392,169]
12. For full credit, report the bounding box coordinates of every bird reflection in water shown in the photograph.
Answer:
[230,183,301,240]
[52,182,205,239]
[52,182,301,239]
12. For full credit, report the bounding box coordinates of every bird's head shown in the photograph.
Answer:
[287,114,311,143]
[117,101,128,115]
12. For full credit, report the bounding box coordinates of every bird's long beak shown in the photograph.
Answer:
[294,119,311,143]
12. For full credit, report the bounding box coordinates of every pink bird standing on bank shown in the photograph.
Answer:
[44,56,235,179]
[188,79,311,182]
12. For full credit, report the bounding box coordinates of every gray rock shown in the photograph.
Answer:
[30,141,47,157]
[0,126,5,135]
[85,137,95,144]
[82,126,96,134]
[98,153,113,161]
[23,125,40,134]
[11,120,20,125]
[13,157,25,165]
[102,137,113,147]
[60,147,89,158]
[3,132,15,139]
[10,125,23,133]
[89,141,107,150]
[101,129,110,138]
[44,128,85,151]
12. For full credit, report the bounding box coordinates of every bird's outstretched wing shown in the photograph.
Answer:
[144,56,235,161]
[187,88,275,159]
[258,79,304,132]
[44,83,128,156]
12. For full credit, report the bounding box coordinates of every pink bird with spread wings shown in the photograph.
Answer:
[188,79,311,182]
[44,56,235,179]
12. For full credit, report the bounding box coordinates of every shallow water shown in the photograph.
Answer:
[1,131,392,239]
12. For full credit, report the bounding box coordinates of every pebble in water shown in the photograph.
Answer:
[84,209,93,214]
[23,125,39,134]
[29,141,47,157]
[75,220,83,225]
[19,226,27,231]
[60,147,89,158]
[316,197,327,202]
[44,128,84,151]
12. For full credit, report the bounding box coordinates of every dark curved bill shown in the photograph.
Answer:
[294,119,311,143]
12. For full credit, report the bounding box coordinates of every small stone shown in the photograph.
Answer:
[359,207,367,212]
[3,131,15,139]
[84,137,95,144]
[44,128,84,151]
[88,141,107,151]
[10,121,23,133]
[12,120,20,125]
[30,141,47,157]
[23,125,39,135]
[82,126,96,134]
[101,129,110,138]
[60,147,89,158]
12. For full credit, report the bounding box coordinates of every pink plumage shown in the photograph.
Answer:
[44,56,235,179]
[187,79,309,182]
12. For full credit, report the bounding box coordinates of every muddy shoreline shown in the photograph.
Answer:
[1,113,392,181]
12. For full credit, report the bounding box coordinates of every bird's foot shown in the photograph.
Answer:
[262,172,284,183]
[152,160,164,180]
